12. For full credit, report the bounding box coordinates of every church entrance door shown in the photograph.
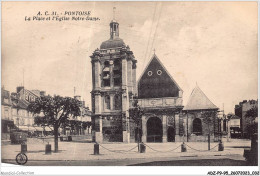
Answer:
[147,117,162,142]
[167,126,175,142]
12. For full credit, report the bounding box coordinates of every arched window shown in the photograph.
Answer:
[114,94,121,110]
[104,61,110,67]
[113,59,121,86]
[193,118,202,135]
[105,95,111,110]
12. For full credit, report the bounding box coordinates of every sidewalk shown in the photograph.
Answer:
[1,138,250,164]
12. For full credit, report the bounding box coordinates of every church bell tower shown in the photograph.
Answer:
[90,17,137,143]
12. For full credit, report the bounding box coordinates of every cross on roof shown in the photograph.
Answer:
[153,48,156,54]
[113,7,116,20]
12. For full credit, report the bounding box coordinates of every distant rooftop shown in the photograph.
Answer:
[183,85,218,111]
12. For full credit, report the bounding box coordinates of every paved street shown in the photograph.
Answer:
[1,138,251,166]
[2,155,248,166]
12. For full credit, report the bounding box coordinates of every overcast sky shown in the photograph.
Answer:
[2,1,258,113]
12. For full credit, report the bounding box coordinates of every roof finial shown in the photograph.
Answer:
[153,48,156,55]
[113,7,116,20]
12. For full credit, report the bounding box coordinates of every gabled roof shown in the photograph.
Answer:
[138,54,182,91]
[183,85,218,111]
[30,90,41,97]
[20,88,40,98]
[230,115,240,119]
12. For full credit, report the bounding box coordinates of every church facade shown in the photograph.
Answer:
[90,19,220,143]
[136,55,184,143]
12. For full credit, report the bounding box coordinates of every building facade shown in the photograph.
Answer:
[1,87,14,140]
[183,85,219,142]
[136,55,184,143]
[1,86,92,139]
[228,114,241,138]
[63,95,92,136]
[11,86,43,129]
[235,100,258,138]
[90,19,137,143]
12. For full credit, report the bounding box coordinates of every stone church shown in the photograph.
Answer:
[90,19,220,143]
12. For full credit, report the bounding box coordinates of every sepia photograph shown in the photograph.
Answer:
[1,1,259,175]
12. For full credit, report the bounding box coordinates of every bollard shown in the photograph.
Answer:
[94,143,99,155]
[250,133,258,165]
[251,133,258,153]
[218,140,224,151]
[139,142,146,153]
[181,142,187,152]
[21,143,27,153]
[68,136,72,141]
[45,143,52,155]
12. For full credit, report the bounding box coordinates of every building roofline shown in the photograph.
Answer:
[183,85,218,111]
[137,54,183,91]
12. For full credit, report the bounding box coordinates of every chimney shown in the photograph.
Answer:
[40,91,46,96]
[16,86,24,93]
[11,92,18,103]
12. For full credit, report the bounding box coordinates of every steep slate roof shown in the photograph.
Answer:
[183,85,218,111]
[137,54,183,99]
[30,90,41,97]
[12,99,29,109]
[138,54,182,91]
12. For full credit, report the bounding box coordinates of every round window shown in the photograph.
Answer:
[147,71,153,76]
[157,70,162,75]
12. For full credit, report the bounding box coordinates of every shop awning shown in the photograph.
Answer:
[18,125,36,132]
[33,126,44,131]
[44,127,53,131]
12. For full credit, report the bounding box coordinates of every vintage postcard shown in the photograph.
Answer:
[1,1,259,175]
